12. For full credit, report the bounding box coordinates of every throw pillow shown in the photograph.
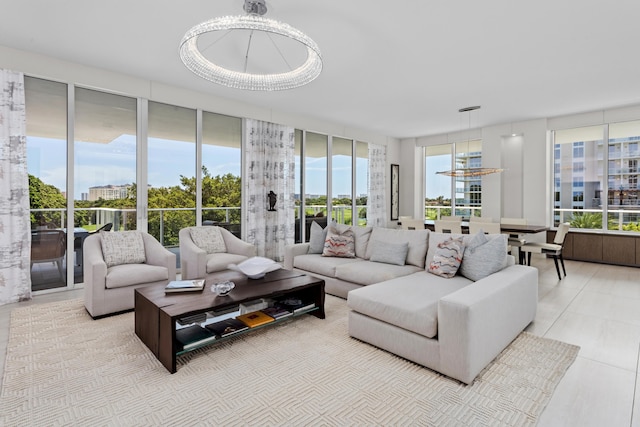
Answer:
[427,237,465,278]
[190,227,227,254]
[100,230,146,268]
[308,221,328,254]
[322,225,355,258]
[369,239,409,266]
[459,231,508,281]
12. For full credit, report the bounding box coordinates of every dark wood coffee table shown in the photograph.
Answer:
[134,269,325,373]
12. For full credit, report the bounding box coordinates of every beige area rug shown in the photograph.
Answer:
[0,296,578,426]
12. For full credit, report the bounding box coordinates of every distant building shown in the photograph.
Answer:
[81,192,88,201]
[88,184,131,201]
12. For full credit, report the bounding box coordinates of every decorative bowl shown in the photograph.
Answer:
[227,256,281,279]
[212,280,235,296]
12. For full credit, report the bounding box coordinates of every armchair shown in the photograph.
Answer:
[83,231,176,318]
[179,226,257,280]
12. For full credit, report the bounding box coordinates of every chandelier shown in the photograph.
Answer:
[435,106,504,177]
[179,0,323,91]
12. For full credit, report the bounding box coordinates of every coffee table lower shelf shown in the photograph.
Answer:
[134,270,325,373]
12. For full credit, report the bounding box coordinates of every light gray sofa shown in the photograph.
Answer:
[284,225,538,384]
[179,226,257,280]
[84,231,176,318]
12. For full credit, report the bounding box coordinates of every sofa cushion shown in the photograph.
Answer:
[294,254,362,277]
[335,261,422,286]
[459,232,508,281]
[190,227,227,254]
[322,224,355,258]
[100,230,146,268]
[206,253,250,274]
[308,221,327,254]
[369,240,409,266]
[428,237,465,278]
[350,225,373,258]
[105,263,168,289]
[425,232,465,268]
[347,271,472,338]
[365,228,429,268]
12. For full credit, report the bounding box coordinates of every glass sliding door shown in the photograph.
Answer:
[148,102,197,248]
[25,77,69,290]
[331,137,353,225]
[608,120,640,231]
[294,130,303,242]
[202,111,242,237]
[74,88,138,283]
[455,139,482,218]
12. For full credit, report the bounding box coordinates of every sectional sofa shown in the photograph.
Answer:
[284,223,538,384]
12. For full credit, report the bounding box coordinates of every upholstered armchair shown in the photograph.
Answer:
[83,231,176,318]
[179,226,257,280]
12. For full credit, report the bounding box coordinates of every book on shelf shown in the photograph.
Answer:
[261,306,293,320]
[292,303,316,314]
[236,311,276,328]
[165,279,205,293]
[204,318,249,337]
[177,312,207,326]
[175,324,216,350]
[276,297,316,314]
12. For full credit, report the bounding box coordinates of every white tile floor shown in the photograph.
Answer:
[1,256,639,426]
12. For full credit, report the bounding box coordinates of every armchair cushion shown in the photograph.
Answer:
[100,230,146,267]
[189,227,227,254]
[105,264,169,289]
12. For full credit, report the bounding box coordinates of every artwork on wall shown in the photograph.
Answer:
[390,164,399,220]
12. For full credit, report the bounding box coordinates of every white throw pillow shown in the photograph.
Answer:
[190,227,227,254]
[459,231,508,281]
[100,230,146,268]
[369,239,409,266]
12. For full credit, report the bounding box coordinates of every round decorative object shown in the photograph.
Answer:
[212,281,235,296]
[228,256,281,279]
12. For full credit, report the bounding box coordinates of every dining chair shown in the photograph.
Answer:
[31,229,66,282]
[434,220,462,234]
[501,217,528,264]
[468,221,501,235]
[470,216,493,223]
[520,222,570,280]
[401,219,425,230]
[440,215,462,222]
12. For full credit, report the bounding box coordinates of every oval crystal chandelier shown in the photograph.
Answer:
[179,0,323,91]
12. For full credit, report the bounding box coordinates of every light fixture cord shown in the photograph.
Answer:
[266,32,294,71]
[244,30,255,73]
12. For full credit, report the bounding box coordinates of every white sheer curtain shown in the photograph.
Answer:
[243,119,295,261]
[367,143,387,227]
[0,69,31,305]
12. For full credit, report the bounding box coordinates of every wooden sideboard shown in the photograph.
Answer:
[549,230,640,267]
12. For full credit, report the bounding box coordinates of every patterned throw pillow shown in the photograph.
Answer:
[190,227,227,254]
[100,230,146,268]
[322,224,355,258]
[428,237,465,278]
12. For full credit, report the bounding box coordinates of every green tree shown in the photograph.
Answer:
[28,174,66,227]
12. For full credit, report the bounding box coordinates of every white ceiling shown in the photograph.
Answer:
[2,0,640,139]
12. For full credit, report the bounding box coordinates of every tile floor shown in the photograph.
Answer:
[1,256,639,426]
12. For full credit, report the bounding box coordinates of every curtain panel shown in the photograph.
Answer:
[0,69,31,305]
[367,143,387,228]
[243,119,295,261]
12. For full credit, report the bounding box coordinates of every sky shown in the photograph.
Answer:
[27,135,368,200]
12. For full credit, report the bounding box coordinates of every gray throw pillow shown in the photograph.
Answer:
[369,239,409,266]
[308,221,327,254]
[459,231,508,281]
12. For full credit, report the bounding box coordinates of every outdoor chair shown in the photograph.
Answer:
[31,229,66,282]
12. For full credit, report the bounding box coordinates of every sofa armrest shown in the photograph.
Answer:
[142,232,177,281]
[220,228,257,258]
[284,243,310,270]
[437,264,538,384]
[83,234,108,317]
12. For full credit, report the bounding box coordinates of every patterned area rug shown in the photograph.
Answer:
[0,296,578,426]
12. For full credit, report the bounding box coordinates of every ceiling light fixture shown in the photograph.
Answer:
[436,106,505,177]
[179,0,322,91]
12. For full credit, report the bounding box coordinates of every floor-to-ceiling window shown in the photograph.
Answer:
[147,102,196,247]
[331,137,353,225]
[455,139,482,218]
[425,144,453,219]
[201,112,242,236]
[355,141,368,225]
[25,77,69,290]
